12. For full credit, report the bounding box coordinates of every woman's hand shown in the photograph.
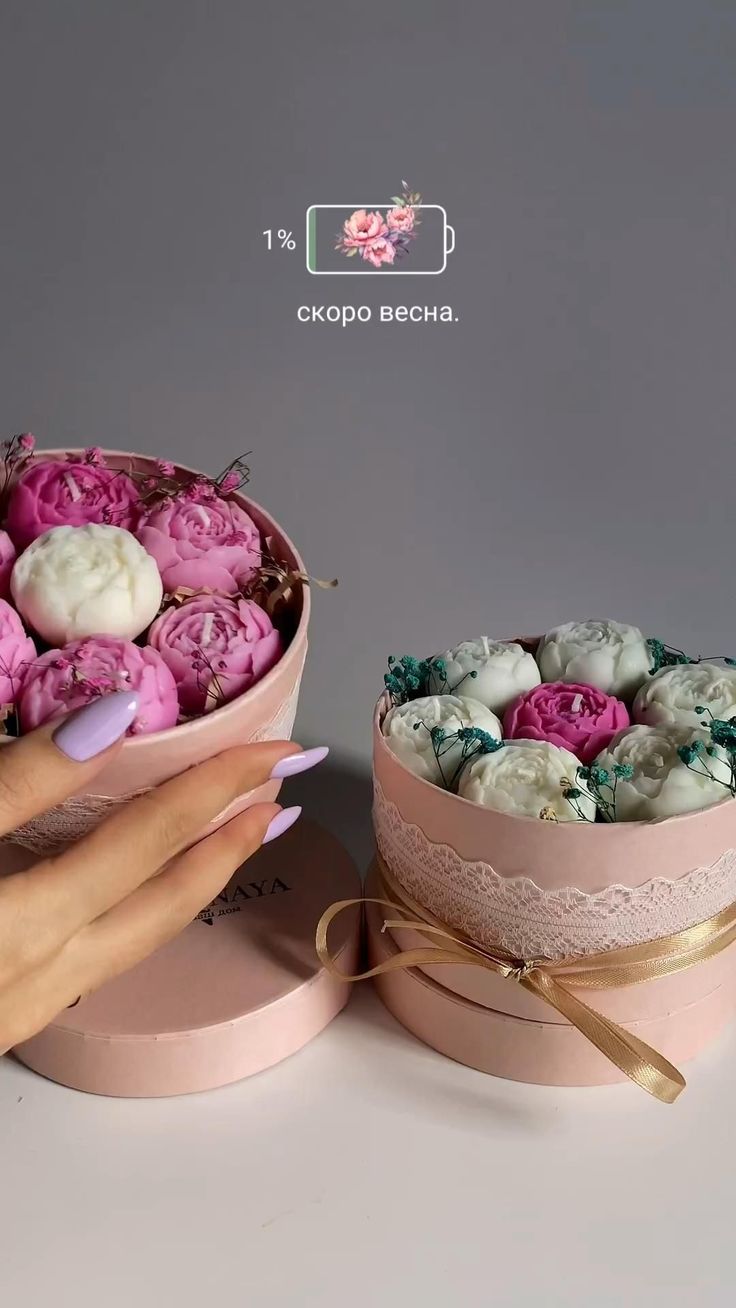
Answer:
[0,691,325,1053]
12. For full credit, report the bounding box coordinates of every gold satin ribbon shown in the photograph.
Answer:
[316,854,736,1104]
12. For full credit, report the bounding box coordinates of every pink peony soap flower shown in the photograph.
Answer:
[386,205,415,233]
[0,600,36,708]
[363,236,396,268]
[5,458,139,551]
[342,209,387,248]
[503,681,630,765]
[18,635,179,735]
[148,594,283,716]
[0,530,17,600]
[136,494,261,595]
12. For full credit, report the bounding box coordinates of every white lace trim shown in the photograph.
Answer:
[373,780,736,960]
[0,677,304,856]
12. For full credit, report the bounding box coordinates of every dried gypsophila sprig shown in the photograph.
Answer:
[39,656,137,712]
[646,637,736,675]
[384,656,433,706]
[188,646,230,716]
[0,654,139,736]
[130,452,252,514]
[384,653,483,708]
[679,707,736,798]
[411,720,502,792]
[562,762,634,823]
[0,432,36,516]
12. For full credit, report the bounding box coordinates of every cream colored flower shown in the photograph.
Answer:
[458,738,596,821]
[382,694,502,787]
[429,637,540,715]
[538,619,650,700]
[12,524,163,645]
[594,723,732,820]
[633,662,736,730]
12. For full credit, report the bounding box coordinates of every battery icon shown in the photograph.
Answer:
[306,203,455,275]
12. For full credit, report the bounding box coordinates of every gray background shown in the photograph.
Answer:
[3,8,736,1306]
[2,0,736,845]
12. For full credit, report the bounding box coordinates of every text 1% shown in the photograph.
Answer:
[262,229,296,251]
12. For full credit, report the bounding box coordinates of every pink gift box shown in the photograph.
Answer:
[14,821,360,1096]
[364,876,736,1087]
[0,450,310,851]
[371,679,736,1086]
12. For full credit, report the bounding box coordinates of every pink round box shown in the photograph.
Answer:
[14,822,361,1096]
[371,680,736,1086]
[1,449,346,1098]
[0,449,310,850]
[364,875,736,1088]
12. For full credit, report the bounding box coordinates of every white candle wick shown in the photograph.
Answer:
[194,505,210,529]
[64,472,82,502]
[200,613,214,646]
[571,694,583,713]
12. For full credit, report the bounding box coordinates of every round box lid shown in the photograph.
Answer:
[14,821,360,1097]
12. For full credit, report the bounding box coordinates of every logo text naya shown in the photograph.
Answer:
[196,877,291,925]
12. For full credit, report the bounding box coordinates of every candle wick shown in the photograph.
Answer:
[194,505,210,529]
[64,472,82,502]
[571,694,583,713]
[200,613,214,647]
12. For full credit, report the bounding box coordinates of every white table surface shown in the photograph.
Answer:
[2,977,734,1307]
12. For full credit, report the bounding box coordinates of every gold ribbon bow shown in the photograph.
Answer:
[316,854,736,1104]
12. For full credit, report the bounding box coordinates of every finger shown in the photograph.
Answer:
[0,692,138,838]
[18,739,303,941]
[0,802,283,1052]
[77,801,287,986]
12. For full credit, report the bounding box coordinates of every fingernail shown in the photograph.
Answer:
[262,805,302,844]
[53,692,139,762]
[270,745,329,779]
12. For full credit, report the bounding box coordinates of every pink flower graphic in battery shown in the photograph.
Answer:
[335,182,422,267]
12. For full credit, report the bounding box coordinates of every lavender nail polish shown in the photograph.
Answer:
[270,746,329,780]
[262,806,302,844]
[52,691,140,762]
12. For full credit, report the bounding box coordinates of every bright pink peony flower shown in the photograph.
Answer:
[386,206,415,233]
[363,237,396,268]
[18,635,178,735]
[0,600,36,707]
[136,494,261,595]
[5,459,139,551]
[342,209,387,248]
[503,681,630,764]
[148,594,282,716]
[0,530,17,600]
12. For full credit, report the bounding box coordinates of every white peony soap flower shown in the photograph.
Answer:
[458,738,596,822]
[382,694,502,788]
[11,524,163,645]
[538,619,651,701]
[633,662,736,731]
[594,723,733,821]
[428,637,541,715]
